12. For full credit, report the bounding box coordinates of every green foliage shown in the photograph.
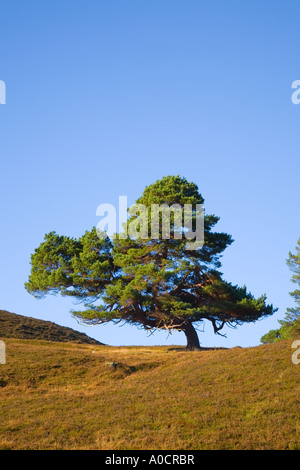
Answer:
[260,317,300,344]
[25,175,276,347]
[286,237,300,317]
[25,229,115,300]
[261,238,300,344]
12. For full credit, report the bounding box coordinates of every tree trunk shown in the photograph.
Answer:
[182,322,201,350]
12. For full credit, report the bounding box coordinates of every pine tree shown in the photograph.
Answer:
[26,176,275,349]
[261,238,300,344]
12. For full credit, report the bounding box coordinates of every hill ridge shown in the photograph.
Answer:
[0,310,103,345]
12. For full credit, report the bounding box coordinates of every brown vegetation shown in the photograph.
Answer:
[0,310,102,345]
[0,337,299,450]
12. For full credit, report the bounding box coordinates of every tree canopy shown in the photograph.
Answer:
[25,175,276,349]
[261,238,300,344]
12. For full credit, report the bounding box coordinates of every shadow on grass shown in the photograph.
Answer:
[167,346,229,352]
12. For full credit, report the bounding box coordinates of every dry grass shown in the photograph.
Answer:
[0,338,299,450]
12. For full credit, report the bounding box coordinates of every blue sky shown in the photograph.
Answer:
[0,0,299,347]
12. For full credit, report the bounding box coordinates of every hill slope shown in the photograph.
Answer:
[0,338,299,450]
[0,310,102,345]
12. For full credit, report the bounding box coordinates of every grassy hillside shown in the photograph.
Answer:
[0,310,102,345]
[0,338,299,450]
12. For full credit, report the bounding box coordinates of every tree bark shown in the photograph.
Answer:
[182,322,201,350]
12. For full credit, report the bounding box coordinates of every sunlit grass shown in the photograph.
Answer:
[0,338,299,449]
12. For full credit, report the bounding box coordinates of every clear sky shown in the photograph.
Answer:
[0,0,299,348]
